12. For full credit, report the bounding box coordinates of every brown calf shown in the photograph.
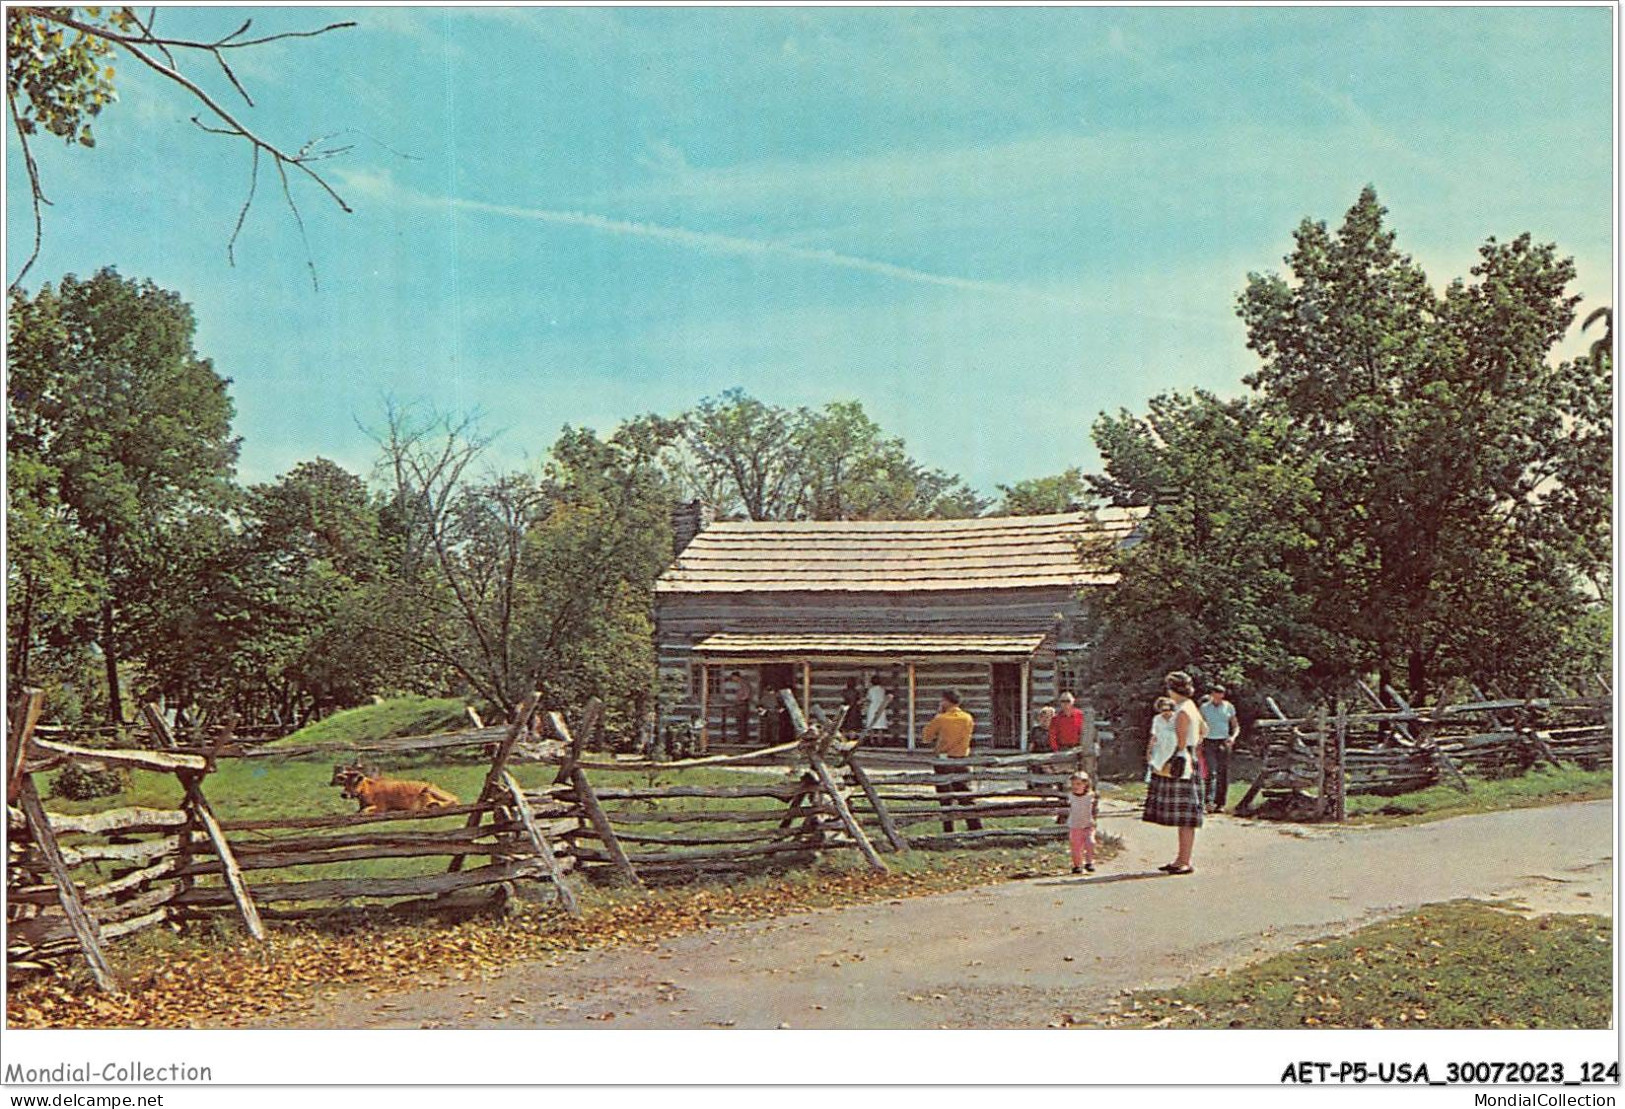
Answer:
[330,763,460,814]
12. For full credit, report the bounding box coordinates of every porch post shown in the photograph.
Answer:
[1020,658,1030,753]
[801,661,811,720]
[698,663,709,753]
[907,662,917,750]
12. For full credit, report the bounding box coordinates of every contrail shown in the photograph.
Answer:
[448,196,1057,302]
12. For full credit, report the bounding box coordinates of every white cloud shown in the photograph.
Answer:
[338,168,1075,305]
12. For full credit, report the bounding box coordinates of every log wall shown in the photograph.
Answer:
[655,584,1090,748]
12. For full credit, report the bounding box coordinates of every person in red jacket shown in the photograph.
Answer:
[1048,691,1096,777]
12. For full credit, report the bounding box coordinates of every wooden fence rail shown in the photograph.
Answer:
[843,750,1084,850]
[1238,687,1612,820]
[6,688,1150,988]
[5,694,579,990]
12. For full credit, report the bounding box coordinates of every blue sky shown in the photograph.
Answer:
[5,5,1615,495]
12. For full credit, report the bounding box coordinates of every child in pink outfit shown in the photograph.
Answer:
[1067,771,1099,873]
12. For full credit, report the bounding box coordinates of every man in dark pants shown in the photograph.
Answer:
[924,690,981,832]
[1200,684,1239,811]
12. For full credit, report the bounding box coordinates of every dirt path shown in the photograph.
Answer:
[258,800,1612,1029]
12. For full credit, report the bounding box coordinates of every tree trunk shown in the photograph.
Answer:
[11,574,33,686]
[101,599,124,724]
[1407,650,1430,707]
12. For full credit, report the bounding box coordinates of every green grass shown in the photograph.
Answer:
[44,755,801,891]
[1102,779,1243,809]
[270,696,471,750]
[1344,766,1612,825]
[1107,900,1613,1029]
[1106,767,1611,825]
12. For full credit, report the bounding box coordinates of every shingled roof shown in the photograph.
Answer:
[655,507,1148,594]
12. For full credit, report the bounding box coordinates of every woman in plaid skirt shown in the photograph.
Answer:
[1142,671,1204,874]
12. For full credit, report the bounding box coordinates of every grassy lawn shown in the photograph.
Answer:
[43,756,797,889]
[1102,900,1612,1029]
[1105,766,1612,825]
[269,696,472,749]
[1103,779,1242,808]
[1344,766,1612,825]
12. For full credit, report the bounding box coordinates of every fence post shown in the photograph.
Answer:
[572,763,642,887]
[450,693,538,874]
[179,773,266,941]
[1329,705,1347,822]
[550,708,642,887]
[805,743,888,874]
[15,775,121,993]
[1430,746,1472,793]
[1234,734,1276,817]
[7,688,44,804]
[500,769,580,916]
[142,704,264,940]
[843,748,908,852]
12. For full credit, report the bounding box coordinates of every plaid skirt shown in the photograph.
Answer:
[1142,774,1205,828]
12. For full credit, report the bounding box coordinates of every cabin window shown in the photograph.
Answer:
[1055,649,1088,697]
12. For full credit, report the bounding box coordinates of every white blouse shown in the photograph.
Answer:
[1148,712,1179,771]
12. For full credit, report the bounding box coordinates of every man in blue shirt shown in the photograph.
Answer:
[1199,685,1239,812]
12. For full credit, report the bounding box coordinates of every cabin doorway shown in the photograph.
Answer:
[990,663,1023,749]
[757,663,796,745]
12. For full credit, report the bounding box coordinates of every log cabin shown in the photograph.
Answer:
[655,504,1149,752]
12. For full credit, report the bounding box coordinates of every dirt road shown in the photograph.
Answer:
[261,800,1612,1029]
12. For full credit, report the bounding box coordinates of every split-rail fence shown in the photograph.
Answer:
[6,689,1088,991]
[1237,682,1612,822]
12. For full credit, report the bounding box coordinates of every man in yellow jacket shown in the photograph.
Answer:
[923,690,981,832]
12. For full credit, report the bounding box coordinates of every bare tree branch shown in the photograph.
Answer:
[95,30,353,213]
[6,85,51,294]
[126,7,177,68]
[8,9,355,292]
[272,157,319,291]
[226,147,261,268]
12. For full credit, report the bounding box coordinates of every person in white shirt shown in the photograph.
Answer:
[863,673,892,735]
[1146,696,1178,779]
[1141,671,1205,875]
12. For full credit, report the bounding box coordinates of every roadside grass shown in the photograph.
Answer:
[1343,767,1612,826]
[1108,767,1611,826]
[1102,779,1241,809]
[270,697,471,750]
[1099,900,1612,1029]
[7,837,1114,1029]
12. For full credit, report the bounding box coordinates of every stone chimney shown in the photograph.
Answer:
[671,499,716,556]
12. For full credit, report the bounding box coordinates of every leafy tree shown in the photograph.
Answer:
[519,423,677,736]
[1083,391,1324,725]
[7,269,239,721]
[6,7,355,290]
[1236,187,1608,699]
[6,446,96,688]
[370,407,678,729]
[676,388,804,521]
[996,467,1092,515]
[1582,305,1612,366]
[675,389,985,521]
[232,458,391,723]
[795,400,986,520]
[120,503,247,713]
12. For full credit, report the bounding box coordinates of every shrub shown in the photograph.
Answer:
[49,762,126,801]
